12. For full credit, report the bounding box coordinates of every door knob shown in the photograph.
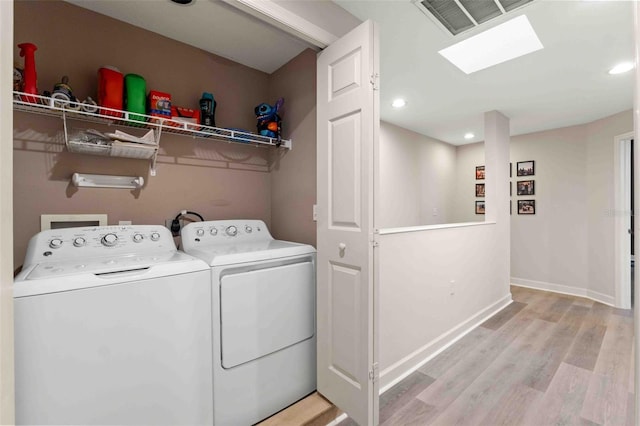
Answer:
[338,243,346,257]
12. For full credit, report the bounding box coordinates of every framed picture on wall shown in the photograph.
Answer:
[475,183,485,197]
[475,165,485,180]
[516,161,535,176]
[510,162,512,178]
[510,181,512,196]
[518,199,535,214]
[475,201,485,214]
[517,180,535,196]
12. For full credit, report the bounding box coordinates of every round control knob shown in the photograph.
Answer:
[196,229,205,236]
[150,232,161,241]
[73,237,86,247]
[226,225,238,237]
[101,233,118,247]
[49,238,63,249]
[132,234,144,243]
[245,225,252,233]
[210,227,218,236]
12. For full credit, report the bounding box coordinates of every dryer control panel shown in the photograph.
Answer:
[181,220,273,247]
[23,225,175,268]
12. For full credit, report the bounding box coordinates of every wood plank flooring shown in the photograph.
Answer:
[339,286,634,426]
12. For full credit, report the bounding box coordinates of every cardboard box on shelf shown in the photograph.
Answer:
[170,106,200,127]
[148,90,171,122]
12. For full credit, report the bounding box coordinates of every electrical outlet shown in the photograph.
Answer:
[449,280,456,296]
[432,207,438,216]
[313,204,318,222]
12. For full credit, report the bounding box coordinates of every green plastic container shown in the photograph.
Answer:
[124,74,146,122]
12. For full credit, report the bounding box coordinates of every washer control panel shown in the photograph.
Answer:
[23,225,175,268]
[181,220,272,247]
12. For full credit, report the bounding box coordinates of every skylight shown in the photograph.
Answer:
[438,15,543,74]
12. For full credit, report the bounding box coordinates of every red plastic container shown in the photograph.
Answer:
[98,66,124,117]
[18,43,38,103]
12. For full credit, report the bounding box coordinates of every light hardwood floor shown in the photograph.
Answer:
[339,286,634,426]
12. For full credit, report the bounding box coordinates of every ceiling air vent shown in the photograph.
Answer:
[416,0,536,36]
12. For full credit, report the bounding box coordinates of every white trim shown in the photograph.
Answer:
[219,0,338,49]
[378,293,512,391]
[510,279,616,307]
[379,221,495,235]
[0,0,14,422]
[614,131,634,309]
[633,4,640,421]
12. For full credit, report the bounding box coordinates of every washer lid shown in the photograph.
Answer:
[183,239,316,266]
[13,251,209,298]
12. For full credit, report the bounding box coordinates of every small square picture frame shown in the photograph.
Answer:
[475,200,485,215]
[516,161,535,176]
[475,183,485,197]
[516,180,535,196]
[517,199,535,215]
[475,165,485,180]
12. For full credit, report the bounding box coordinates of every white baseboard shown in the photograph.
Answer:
[510,277,615,307]
[378,293,513,393]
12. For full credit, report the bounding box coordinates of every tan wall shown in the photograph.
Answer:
[13,1,284,268]
[268,49,317,247]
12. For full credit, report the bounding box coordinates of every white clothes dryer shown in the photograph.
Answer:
[181,220,316,426]
[14,225,213,425]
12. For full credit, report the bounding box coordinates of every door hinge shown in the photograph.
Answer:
[369,232,379,248]
[368,362,379,382]
[370,73,379,91]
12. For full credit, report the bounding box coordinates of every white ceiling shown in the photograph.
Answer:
[337,0,635,145]
[67,0,635,146]
[65,0,312,74]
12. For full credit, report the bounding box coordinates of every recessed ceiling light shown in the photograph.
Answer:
[438,15,543,74]
[608,62,635,75]
[464,132,475,140]
[391,98,407,108]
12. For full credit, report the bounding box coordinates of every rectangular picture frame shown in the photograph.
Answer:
[475,183,485,197]
[516,160,535,176]
[475,200,485,215]
[517,199,535,215]
[475,165,485,180]
[516,180,535,196]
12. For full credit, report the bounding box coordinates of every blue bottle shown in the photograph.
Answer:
[199,92,217,128]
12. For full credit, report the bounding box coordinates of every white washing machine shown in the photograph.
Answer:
[14,225,213,425]
[181,220,316,425]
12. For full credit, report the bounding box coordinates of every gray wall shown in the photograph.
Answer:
[379,121,457,228]
[455,110,633,304]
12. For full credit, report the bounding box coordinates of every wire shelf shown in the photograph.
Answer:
[12,91,292,150]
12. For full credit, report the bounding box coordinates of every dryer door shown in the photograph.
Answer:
[219,260,315,369]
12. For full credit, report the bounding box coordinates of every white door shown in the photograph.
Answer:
[316,20,379,426]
